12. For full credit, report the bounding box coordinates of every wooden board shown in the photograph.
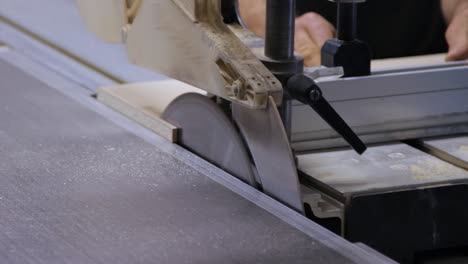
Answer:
[423,136,468,170]
[371,53,447,71]
[97,79,207,142]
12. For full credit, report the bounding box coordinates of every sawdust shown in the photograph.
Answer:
[390,164,409,171]
[410,158,462,181]
[346,158,361,164]
[388,153,406,159]
[459,145,468,152]
[317,172,335,179]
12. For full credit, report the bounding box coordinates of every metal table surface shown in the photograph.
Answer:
[298,142,468,197]
[0,40,394,263]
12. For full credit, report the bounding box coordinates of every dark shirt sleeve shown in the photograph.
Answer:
[222,0,447,59]
[221,0,239,24]
[297,0,448,59]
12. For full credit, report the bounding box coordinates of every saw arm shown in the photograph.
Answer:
[76,0,282,109]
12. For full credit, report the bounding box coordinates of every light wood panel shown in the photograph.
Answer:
[97,80,207,142]
[371,53,447,71]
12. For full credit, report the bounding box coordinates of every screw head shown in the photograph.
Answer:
[309,89,322,103]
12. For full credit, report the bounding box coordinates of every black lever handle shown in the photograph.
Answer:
[286,74,367,154]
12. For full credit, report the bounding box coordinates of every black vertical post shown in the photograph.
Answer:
[321,0,370,77]
[264,0,296,61]
[263,0,299,142]
[261,0,366,152]
[336,2,357,41]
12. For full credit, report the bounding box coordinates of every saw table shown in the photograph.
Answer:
[0,4,392,264]
[1,0,468,263]
[0,24,389,264]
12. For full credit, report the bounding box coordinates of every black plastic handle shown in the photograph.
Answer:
[286,74,367,154]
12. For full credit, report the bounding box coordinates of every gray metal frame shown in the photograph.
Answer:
[292,62,468,152]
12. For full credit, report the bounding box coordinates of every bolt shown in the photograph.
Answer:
[231,80,243,98]
[309,89,322,103]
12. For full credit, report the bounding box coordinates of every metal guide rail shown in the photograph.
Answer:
[292,62,468,152]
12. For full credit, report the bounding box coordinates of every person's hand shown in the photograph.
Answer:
[295,13,335,66]
[446,7,468,61]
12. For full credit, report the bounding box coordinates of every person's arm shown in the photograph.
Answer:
[238,0,335,66]
[441,0,468,61]
[238,0,266,37]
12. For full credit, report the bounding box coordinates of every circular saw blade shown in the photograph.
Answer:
[162,93,257,187]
